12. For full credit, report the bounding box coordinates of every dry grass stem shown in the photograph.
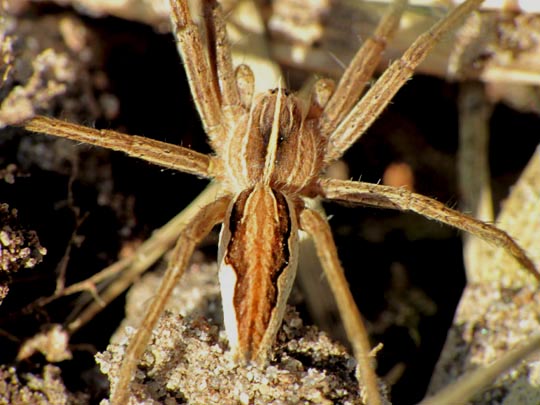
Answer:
[270,0,540,86]
[430,148,540,402]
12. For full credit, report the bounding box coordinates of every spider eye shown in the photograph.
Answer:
[249,92,304,165]
[269,87,290,96]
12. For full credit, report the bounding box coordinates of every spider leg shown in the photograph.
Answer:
[203,0,241,110]
[111,195,231,404]
[23,115,214,177]
[66,182,223,333]
[324,0,484,164]
[299,208,383,405]
[319,177,540,281]
[320,0,407,136]
[169,0,226,144]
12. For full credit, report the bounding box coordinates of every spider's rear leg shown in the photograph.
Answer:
[110,195,230,404]
[300,208,384,405]
[66,183,223,333]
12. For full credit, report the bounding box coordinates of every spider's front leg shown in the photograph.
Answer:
[320,0,407,135]
[23,116,214,178]
[323,0,485,164]
[169,0,245,153]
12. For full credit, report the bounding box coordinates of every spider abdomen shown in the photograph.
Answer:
[217,184,299,363]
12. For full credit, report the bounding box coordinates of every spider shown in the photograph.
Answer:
[19,0,539,403]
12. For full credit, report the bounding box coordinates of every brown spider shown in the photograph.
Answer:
[20,0,539,403]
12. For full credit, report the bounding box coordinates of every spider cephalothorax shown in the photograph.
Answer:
[218,87,326,195]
